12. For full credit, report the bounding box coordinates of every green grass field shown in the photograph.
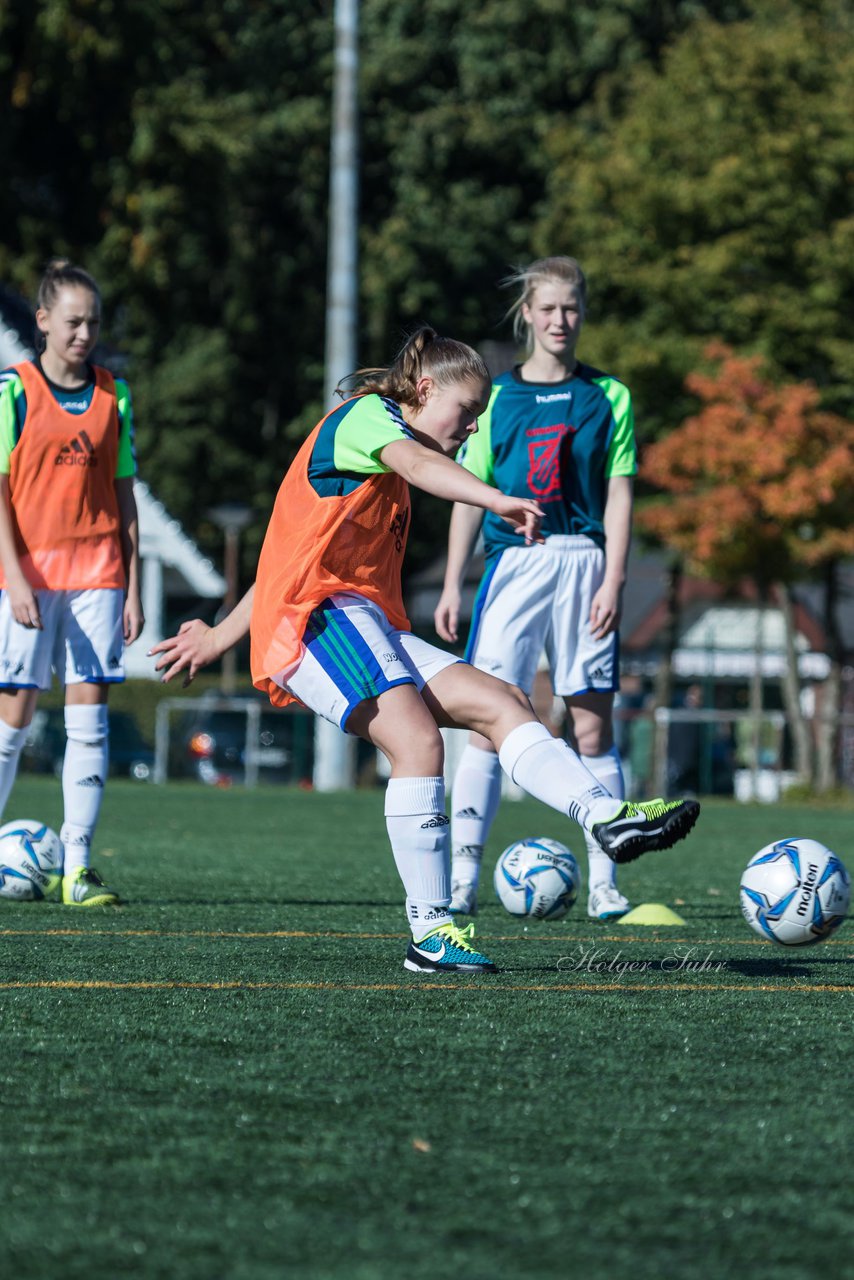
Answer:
[0,778,851,1280]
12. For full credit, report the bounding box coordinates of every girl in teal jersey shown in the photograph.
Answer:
[434,257,637,921]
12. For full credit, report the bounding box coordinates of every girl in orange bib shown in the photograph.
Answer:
[152,329,699,972]
[0,260,143,905]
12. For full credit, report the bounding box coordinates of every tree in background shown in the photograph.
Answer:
[639,345,854,788]
[535,1,854,439]
[0,0,755,580]
[0,0,332,570]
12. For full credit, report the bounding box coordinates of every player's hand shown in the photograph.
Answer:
[434,585,462,644]
[492,495,544,545]
[589,581,622,640]
[123,592,145,645]
[149,619,219,686]
[8,578,41,630]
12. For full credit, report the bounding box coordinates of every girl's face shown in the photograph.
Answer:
[407,375,490,456]
[37,285,101,370]
[522,279,585,361]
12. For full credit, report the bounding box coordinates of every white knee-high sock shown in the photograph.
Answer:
[582,748,626,888]
[385,776,452,939]
[61,704,109,875]
[0,719,28,821]
[451,744,502,890]
[498,722,621,833]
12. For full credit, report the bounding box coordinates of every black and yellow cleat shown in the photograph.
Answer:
[591,799,700,865]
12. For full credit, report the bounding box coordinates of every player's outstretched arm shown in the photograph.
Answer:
[434,502,483,644]
[381,438,543,546]
[150,584,255,685]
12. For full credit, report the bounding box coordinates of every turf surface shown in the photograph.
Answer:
[0,779,851,1280]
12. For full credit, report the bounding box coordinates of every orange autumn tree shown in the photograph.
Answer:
[639,344,854,786]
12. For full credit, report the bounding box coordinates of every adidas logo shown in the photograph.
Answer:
[77,775,104,788]
[55,430,98,467]
[420,815,449,829]
[454,807,481,820]
[590,667,607,680]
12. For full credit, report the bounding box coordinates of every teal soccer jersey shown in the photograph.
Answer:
[460,364,636,560]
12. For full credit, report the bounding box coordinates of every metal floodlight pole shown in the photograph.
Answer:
[314,0,360,792]
[323,0,359,411]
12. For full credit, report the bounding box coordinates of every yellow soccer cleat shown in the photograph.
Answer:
[62,866,120,907]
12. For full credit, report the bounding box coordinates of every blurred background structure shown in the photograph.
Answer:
[1,0,852,795]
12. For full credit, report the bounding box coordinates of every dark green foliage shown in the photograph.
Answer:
[2,2,849,577]
[0,780,851,1278]
[535,1,854,438]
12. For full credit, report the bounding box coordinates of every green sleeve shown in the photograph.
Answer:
[115,379,137,479]
[332,395,414,474]
[458,384,499,484]
[0,375,24,475]
[598,377,638,478]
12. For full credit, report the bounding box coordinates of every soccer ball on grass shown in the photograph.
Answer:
[739,838,849,946]
[0,820,63,901]
[494,838,580,920]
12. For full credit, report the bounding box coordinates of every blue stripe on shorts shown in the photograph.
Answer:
[304,600,413,729]
[464,554,503,665]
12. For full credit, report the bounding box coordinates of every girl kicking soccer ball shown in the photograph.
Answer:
[0,259,143,905]
[152,328,697,972]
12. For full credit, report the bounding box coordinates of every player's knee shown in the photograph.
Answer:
[577,724,613,758]
[502,682,533,715]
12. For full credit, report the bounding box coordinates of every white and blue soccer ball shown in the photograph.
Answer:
[0,820,64,901]
[740,838,850,946]
[494,837,580,920]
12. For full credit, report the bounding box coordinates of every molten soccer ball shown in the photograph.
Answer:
[0,820,63,901]
[739,838,850,946]
[494,838,580,920]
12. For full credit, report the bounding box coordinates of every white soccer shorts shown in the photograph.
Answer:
[275,593,460,731]
[0,588,125,690]
[466,535,618,697]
